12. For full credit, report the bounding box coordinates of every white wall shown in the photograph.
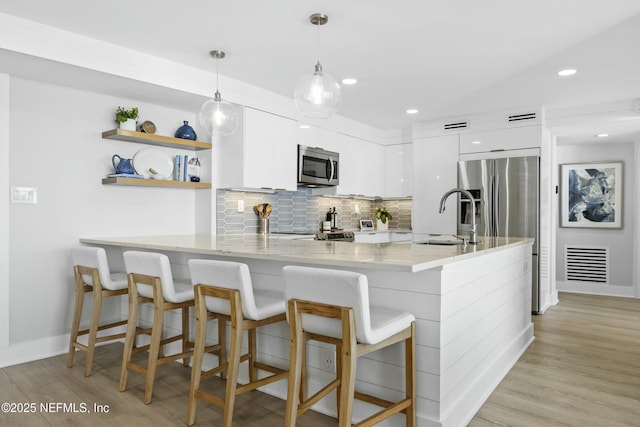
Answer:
[6,78,202,352]
[556,142,636,296]
[1,73,10,349]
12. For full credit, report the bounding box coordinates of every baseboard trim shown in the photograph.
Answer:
[557,281,636,298]
[0,333,70,369]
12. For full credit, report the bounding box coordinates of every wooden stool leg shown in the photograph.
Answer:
[406,322,416,427]
[300,334,308,404]
[217,317,227,380]
[67,272,86,369]
[119,285,139,392]
[187,293,208,426]
[285,301,304,427]
[248,328,257,383]
[335,343,341,415]
[182,306,190,367]
[143,298,164,404]
[84,288,103,377]
[222,309,244,427]
[338,311,357,427]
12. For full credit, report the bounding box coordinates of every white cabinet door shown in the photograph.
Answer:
[217,107,298,191]
[384,143,413,198]
[336,134,383,197]
[336,133,360,195]
[298,124,337,152]
[412,134,459,234]
[459,126,541,154]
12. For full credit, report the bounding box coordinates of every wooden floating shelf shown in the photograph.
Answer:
[102,129,212,151]
[102,177,211,189]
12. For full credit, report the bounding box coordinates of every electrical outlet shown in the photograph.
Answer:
[237,200,245,213]
[320,348,336,373]
[354,204,360,214]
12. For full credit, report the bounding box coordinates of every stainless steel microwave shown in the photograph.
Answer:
[297,145,339,186]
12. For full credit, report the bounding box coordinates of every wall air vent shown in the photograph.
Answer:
[565,246,609,284]
[507,112,537,122]
[443,121,469,130]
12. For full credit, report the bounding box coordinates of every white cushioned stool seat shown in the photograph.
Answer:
[68,246,131,377]
[188,259,285,320]
[186,259,288,427]
[124,250,194,303]
[119,250,196,404]
[282,265,415,344]
[282,265,416,427]
[72,246,127,291]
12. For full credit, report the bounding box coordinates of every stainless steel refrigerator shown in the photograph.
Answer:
[458,156,541,313]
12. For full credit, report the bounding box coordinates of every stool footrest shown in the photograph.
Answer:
[235,370,288,394]
[72,342,88,351]
[77,319,129,337]
[354,398,412,427]
[94,332,126,343]
[194,389,225,409]
[201,363,228,380]
[299,378,341,415]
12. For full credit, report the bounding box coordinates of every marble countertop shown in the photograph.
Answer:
[80,234,533,273]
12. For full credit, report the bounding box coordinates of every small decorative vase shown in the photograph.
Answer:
[376,219,388,231]
[120,118,137,131]
[175,120,197,140]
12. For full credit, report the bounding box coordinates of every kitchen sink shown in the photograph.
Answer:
[416,241,462,246]
[414,234,467,245]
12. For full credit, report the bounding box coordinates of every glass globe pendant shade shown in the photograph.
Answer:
[294,62,341,119]
[199,91,239,136]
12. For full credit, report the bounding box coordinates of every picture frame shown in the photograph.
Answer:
[560,161,623,228]
[359,219,374,231]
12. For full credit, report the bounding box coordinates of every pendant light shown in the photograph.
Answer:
[294,13,342,119]
[199,50,239,136]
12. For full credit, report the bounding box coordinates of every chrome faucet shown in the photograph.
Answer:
[439,188,478,244]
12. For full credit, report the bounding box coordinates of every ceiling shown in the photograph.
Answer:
[1,1,640,143]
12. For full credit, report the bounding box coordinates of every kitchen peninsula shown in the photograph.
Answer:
[79,234,534,427]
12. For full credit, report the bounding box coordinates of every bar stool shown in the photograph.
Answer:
[186,259,288,427]
[119,250,198,404]
[282,265,416,427]
[68,246,137,377]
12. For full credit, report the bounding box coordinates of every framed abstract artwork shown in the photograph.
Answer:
[560,161,623,228]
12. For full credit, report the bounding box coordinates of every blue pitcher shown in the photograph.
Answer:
[112,154,135,174]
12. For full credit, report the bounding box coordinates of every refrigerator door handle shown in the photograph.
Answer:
[493,173,500,237]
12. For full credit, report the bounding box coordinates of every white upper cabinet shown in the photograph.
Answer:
[297,124,337,152]
[216,106,298,191]
[336,133,383,197]
[412,134,459,234]
[383,143,413,198]
[459,126,541,154]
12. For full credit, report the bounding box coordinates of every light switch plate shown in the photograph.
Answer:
[237,200,245,213]
[11,187,37,204]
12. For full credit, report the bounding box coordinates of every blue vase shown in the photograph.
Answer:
[174,120,197,140]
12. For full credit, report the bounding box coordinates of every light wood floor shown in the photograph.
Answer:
[470,292,640,427]
[0,292,638,426]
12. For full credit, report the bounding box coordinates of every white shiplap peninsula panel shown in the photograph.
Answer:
[80,235,533,427]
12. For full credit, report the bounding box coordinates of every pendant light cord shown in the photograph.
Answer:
[216,57,220,92]
[316,18,321,65]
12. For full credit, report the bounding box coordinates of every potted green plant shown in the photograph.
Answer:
[374,205,393,231]
[115,106,139,131]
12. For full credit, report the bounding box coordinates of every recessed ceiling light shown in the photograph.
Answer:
[341,78,357,85]
[558,68,577,77]
[299,124,310,129]
[595,133,610,138]
[406,109,419,114]
[471,140,481,145]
